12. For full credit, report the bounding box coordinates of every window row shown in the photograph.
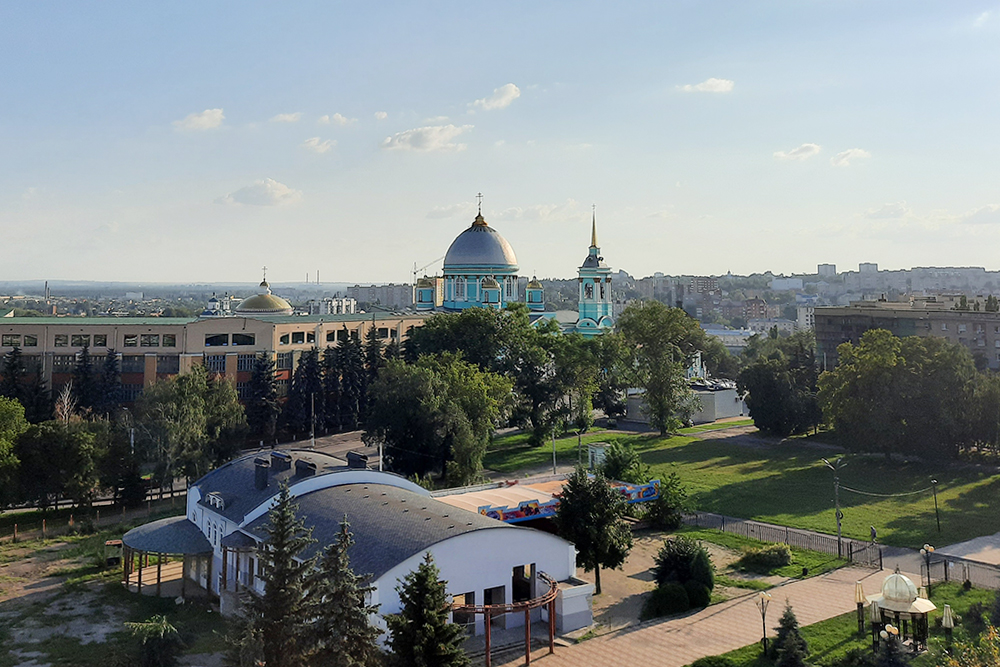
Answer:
[1,334,38,347]
[205,333,256,347]
[277,329,373,345]
[49,333,177,348]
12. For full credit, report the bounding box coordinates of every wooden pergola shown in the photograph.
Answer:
[451,571,560,667]
[121,515,214,599]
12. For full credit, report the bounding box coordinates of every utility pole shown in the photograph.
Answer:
[824,458,847,558]
[551,429,557,475]
[932,479,941,533]
[310,392,316,449]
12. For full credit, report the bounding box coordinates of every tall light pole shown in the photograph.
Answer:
[920,544,935,594]
[756,591,772,653]
[931,479,941,533]
[823,458,848,558]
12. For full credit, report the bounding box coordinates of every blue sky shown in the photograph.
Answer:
[3,2,999,283]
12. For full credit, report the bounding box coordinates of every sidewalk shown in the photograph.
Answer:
[494,566,893,667]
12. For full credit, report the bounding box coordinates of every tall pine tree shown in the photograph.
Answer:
[72,345,100,413]
[96,349,123,417]
[229,482,316,667]
[322,347,341,433]
[304,520,381,667]
[363,326,385,384]
[0,346,25,404]
[386,552,470,667]
[283,348,325,438]
[338,330,366,431]
[246,353,280,444]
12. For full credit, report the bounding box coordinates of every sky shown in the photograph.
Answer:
[2,1,1000,284]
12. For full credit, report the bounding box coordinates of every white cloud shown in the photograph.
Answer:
[493,199,582,223]
[974,11,990,27]
[831,148,871,166]
[774,143,822,160]
[381,124,473,152]
[471,83,521,111]
[301,137,336,153]
[865,202,909,219]
[679,78,735,93]
[219,178,302,206]
[963,205,1000,225]
[423,116,450,123]
[318,113,356,126]
[270,112,302,123]
[426,202,477,219]
[374,111,388,120]
[173,108,224,131]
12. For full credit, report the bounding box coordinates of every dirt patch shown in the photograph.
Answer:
[10,590,127,645]
[0,542,75,604]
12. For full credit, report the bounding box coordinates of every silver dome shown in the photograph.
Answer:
[443,219,518,269]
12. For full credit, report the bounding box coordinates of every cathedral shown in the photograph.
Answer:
[415,204,615,337]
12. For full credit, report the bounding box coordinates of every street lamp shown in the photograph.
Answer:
[879,623,900,650]
[756,591,772,653]
[931,479,941,533]
[920,544,935,594]
[942,604,954,651]
[823,458,847,558]
[854,581,866,634]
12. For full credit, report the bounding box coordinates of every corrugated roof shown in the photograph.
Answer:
[122,516,212,555]
[244,483,514,580]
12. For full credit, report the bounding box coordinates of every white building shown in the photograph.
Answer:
[747,318,798,336]
[796,306,815,331]
[769,277,803,291]
[307,297,357,315]
[817,264,837,278]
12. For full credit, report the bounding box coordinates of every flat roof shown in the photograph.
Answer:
[436,481,563,515]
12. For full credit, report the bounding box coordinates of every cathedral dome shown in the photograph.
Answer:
[237,279,293,315]
[443,214,518,271]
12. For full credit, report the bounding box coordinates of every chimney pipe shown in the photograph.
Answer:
[254,457,270,490]
[346,451,369,469]
[295,459,317,477]
[270,451,292,472]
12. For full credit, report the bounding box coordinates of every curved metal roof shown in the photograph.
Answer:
[443,220,518,270]
[237,293,293,314]
[122,516,213,555]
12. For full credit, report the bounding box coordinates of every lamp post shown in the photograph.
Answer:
[855,581,866,634]
[931,479,941,533]
[879,623,900,652]
[869,597,882,651]
[823,458,847,558]
[920,544,935,594]
[942,604,954,651]
[756,591,772,653]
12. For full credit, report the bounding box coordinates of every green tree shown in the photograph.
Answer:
[304,520,382,667]
[617,301,704,435]
[322,346,342,433]
[0,397,28,508]
[230,483,316,667]
[600,440,649,484]
[874,633,910,667]
[283,348,325,438]
[72,345,100,414]
[125,615,183,667]
[15,421,99,508]
[591,332,629,421]
[245,353,280,444]
[96,349,123,418]
[385,552,470,667]
[384,339,402,362]
[652,536,714,592]
[645,472,689,530]
[339,330,366,430]
[770,603,808,665]
[363,326,385,384]
[0,346,26,405]
[554,467,633,594]
[701,335,741,380]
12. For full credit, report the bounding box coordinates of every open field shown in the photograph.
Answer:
[710,581,996,667]
[486,425,1000,549]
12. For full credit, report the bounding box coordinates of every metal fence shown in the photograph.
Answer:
[925,557,1000,590]
[683,511,883,568]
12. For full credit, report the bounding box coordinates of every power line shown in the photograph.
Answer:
[839,485,934,498]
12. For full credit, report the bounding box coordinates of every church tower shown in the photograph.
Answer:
[575,210,614,336]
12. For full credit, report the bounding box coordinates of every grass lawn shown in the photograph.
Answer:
[707,581,996,667]
[678,527,848,580]
[486,425,1000,548]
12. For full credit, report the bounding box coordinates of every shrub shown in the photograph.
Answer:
[990,589,1000,626]
[965,601,987,635]
[600,440,649,484]
[689,657,735,667]
[829,648,877,667]
[640,583,689,620]
[738,544,792,573]
[653,536,714,591]
[646,472,689,530]
[683,580,711,608]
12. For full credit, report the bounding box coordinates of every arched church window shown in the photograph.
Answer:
[456,278,465,300]
[585,283,594,299]
[600,282,605,299]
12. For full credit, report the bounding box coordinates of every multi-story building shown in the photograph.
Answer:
[743,297,779,320]
[347,284,414,309]
[817,264,837,278]
[307,297,357,315]
[815,300,1000,370]
[797,305,815,331]
[688,276,719,294]
[747,318,797,336]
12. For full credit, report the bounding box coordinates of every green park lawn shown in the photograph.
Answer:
[708,581,995,667]
[485,425,1000,549]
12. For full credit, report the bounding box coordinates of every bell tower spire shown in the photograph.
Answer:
[590,205,598,248]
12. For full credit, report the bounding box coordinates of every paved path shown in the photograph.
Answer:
[494,566,895,667]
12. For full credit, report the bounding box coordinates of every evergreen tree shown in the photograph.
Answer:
[246,353,280,443]
[770,603,808,664]
[72,345,100,413]
[386,552,470,667]
[96,349,123,417]
[363,326,385,384]
[283,348,325,437]
[383,339,401,362]
[0,346,25,404]
[229,483,316,667]
[321,347,342,433]
[20,373,52,424]
[339,330,366,430]
[554,467,634,594]
[304,520,382,667]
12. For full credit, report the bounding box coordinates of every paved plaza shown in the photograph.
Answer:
[494,566,902,667]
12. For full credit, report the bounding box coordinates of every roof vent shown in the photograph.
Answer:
[295,459,317,478]
[270,451,293,471]
[254,457,270,491]
[346,451,369,469]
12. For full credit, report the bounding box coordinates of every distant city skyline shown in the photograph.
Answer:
[3,2,1000,283]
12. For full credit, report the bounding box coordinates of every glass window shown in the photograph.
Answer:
[1,334,20,347]
[280,334,289,345]
[291,332,305,344]
[162,334,176,347]
[941,323,948,331]
[121,356,144,373]
[71,334,90,347]
[276,352,292,369]
[237,354,256,371]
[326,331,336,342]
[306,332,315,343]
[958,324,967,334]
[52,355,75,372]
[204,355,226,372]
[140,334,159,347]
[156,355,179,374]
[378,328,389,339]
[205,334,229,347]
[54,334,69,347]
[232,333,255,346]
[123,334,138,347]
[337,329,349,343]
[93,334,107,347]
[23,335,37,347]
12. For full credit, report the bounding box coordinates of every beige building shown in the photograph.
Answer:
[0,312,428,400]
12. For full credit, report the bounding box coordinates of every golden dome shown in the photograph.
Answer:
[481,277,500,289]
[237,278,293,315]
[416,276,435,288]
[526,277,543,289]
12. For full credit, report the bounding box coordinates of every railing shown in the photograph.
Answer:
[925,557,1000,590]
[683,511,883,568]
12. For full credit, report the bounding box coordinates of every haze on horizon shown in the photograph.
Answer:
[3,2,999,285]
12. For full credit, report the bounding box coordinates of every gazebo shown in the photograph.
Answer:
[866,568,936,652]
[122,516,214,599]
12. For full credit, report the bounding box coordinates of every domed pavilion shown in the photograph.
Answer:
[866,568,936,652]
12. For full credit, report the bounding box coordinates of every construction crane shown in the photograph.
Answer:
[412,256,444,284]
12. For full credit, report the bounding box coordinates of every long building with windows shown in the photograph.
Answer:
[0,310,426,400]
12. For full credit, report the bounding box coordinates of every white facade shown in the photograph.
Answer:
[769,277,803,291]
[797,305,815,330]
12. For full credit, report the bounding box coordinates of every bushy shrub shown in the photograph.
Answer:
[683,579,711,608]
[689,657,734,667]
[600,440,649,484]
[640,583,689,620]
[653,536,714,592]
[738,544,792,573]
[646,472,689,530]
[829,648,877,667]
[990,589,1000,626]
[965,601,987,635]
